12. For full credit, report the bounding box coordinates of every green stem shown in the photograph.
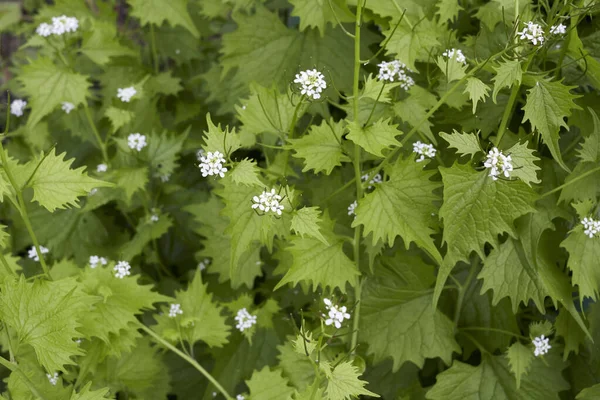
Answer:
[0,253,16,278]
[83,104,108,163]
[453,262,478,329]
[459,326,529,340]
[137,322,233,400]
[363,81,385,127]
[282,98,305,177]
[0,355,47,400]
[2,322,15,362]
[540,165,600,199]
[150,24,159,74]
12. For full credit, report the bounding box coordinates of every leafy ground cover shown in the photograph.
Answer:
[1,0,600,399]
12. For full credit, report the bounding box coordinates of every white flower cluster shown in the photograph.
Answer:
[235,308,257,332]
[117,86,137,102]
[62,102,75,114]
[348,200,357,216]
[442,48,467,65]
[532,335,551,356]
[199,151,227,178]
[517,22,545,46]
[150,214,159,223]
[361,173,382,189]
[36,16,78,37]
[377,60,415,90]
[10,99,27,117]
[96,163,108,173]
[28,246,49,262]
[198,258,211,271]
[550,23,567,35]
[114,261,131,279]
[47,372,59,386]
[483,147,513,181]
[294,69,327,100]
[89,255,108,269]
[236,395,245,400]
[252,189,284,215]
[168,303,183,318]
[582,217,600,239]
[127,133,147,151]
[323,298,351,329]
[413,141,437,162]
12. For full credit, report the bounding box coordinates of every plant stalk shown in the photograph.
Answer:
[83,103,108,163]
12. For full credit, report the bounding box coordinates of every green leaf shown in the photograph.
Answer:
[115,167,148,202]
[439,130,482,159]
[436,56,467,82]
[577,108,600,163]
[237,83,296,139]
[0,3,20,31]
[104,107,134,133]
[383,18,442,70]
[289,119,348,175]
[506,140,541,186]
[464,77,490,114]
[70,383,111,400]
[290,207,329,245]
[146,129,189,177]
[361,256,460,371]
[522,79,582,171]
[18,57,90,127]
[556,308,587,359]
[203,113,242,157]
[506,342,534,389]
[27,148,113,212]
[436,0,463,23]
[577,384,600,399]
[289,0,353,36]
[146,71,184,97]
[126,0,199,38]
[393,86,438,143]
[492,59,522,103]
[359,74,401,103]
[246,367,295,400]
[0,277,96,372]
[230,159,264,187]
[322,360,380,400]
[120,214,173,260]
[346,118,403,157]
[155,270,230,348]
[80,20,136,65]
[561,221,600,300]
[353,157,443,264]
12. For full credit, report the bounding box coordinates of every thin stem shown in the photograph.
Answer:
[540,165,600,199]
[459,331,490,355]
[2,322,15,362]
[282,98,305,177]
[83,104,108,163]
[137,322,234,400]
[0,253,16,278]
[460,326,529,340]
[363,81,386,127]
[327,0,355,38]
[150,24,159,74]
[453,262,478,329]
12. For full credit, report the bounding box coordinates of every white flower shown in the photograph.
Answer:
[532,335,551,356]
[483,147,513,181]
[28,246,49,262]
[517,21,545,46]
[581,217,600,239]
[442,48,467,64]
[412,141,437,162]
[10,99,27,117]
[96,163,108,173]
[51,16,79,35]
[199,151,228,178]
[150,214,159,223]
[117,86,137,102]
[61,102,75,114]
[234,308,257,332]
[36,23,53,37]
[168,303,183,318]
[196,149,206,162]
[89,255,108,268]
[377,60,415,90]
[348,200,357,216]
[550,23,567,35]
[236,396,245,400]
[323,298,351,329]
[198,258,210,271]
[47,372,59,386]
[127,133,147,151]
[293,69,327,100]
[88,188,98,196]
[114,261,131,279]
[251,188,284,215]
[361,173,382,189]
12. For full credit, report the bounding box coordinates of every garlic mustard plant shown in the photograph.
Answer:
[412,141,437,162]
[517,22,546,45]
[46,372,59,386]
[96,163,107,173]
[581,217,600,238]
[550,23,567,35]
[89,255,108,268]
[114,261,131,279]
[61,102,75,114]
[127,133,147,151]
[234,308,257,332]
[484,147,513,180]
[323,298,351,329]
[117,86,137,102]
[532,335,551,356]
[348,200,357,216]
[251,188,284,215]
[168,303,183,318]
[199,151,228,178]
[10,99,26,117]
[442,48,467,64]
[27,246,49,262]
[293,69,327,100]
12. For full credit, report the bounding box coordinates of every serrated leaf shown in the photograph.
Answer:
[353,157,443,264]
[464,77,490,114]
[27,148,113,212]
[230,159,263,187]
[120,214,173,260]
[577,108,600,163]
[507,140,541,186]
[555,308,587,359]
[557,163,600,204]
[359,74,401,103]
[104,107,134,133]
[346,118,402,157]
[126,0,199,38]
[383,18,442,70]
[70,383,111,400]
[322,360,379,400]
[18,58,90,127]
[146,129,189,177]
[439,130,482,159]
[436,56,467,82]
[436,0,463,23]
[291,207,329,245]
[577,383,600,399]
[289,119,348,175]
[522,79,582,171]
[80,20,136,65]
[289,0,353,36]
[361,257,460,371]
[115,167,148,202]
[146,71,183,97]
[561,223,600,301]
[246,367,295,400]
[394,86,438,143]
[237,83,296,139]
[492,59,522,102]
[506,342,534,389]
[203,114,242,157]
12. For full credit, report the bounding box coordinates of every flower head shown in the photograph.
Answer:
[323,298,351,329]
[51,16,79,35]
[199,151,227,178]
[348,200,357,216]
[252,188,284,215]
[550,23,567,35]
[36,23,53,37]
[442,48,467,64]
[89,255,108,269]
[294,69,327,100]
[127,133,147,151]
[581,217,600,239]
[236,396,245,400]
[413,141,437,162]
[117,86,137,102]
[377,60,415,90]
[10,99,27,117]
[150,214,159,223]
[483,147,513,181]
[28,246,49,262]
[96,163,108,173]
[61,102,75,114]
[361,173,382,189]
[47,372,59,386]
[198,258,211,271]
[168,303,183,318]
[114,261,131,279]
[517,22,545,46]
[532,335,551,356]
[234,308,257,332]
